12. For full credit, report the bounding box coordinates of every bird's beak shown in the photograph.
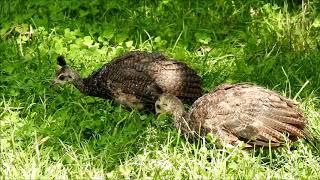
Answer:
[155,109,165,116]
[156,111,168,116]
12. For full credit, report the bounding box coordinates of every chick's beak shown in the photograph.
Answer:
[155,110,168,116]
[155,109,165,116]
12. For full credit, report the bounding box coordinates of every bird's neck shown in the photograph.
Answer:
[71,73,90,95]
[173,108,185,120]
[172,107,192,135]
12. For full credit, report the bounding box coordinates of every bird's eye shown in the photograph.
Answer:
[58,75,65,80]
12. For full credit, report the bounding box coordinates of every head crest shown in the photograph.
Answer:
[57,55,67,66]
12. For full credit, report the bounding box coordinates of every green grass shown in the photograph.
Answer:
[1,0,320,179]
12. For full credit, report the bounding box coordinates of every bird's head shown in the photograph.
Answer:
[52,56,80,85]
[155,94,185,116]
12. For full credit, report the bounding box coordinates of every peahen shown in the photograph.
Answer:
[53,51,202,111]
[155,83,308,147]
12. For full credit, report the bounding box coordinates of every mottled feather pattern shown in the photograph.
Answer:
[128,52,202,100]
[55,51,202,110]
[94,51,202,103]
[82,57,163,109]
[188,83,306,147]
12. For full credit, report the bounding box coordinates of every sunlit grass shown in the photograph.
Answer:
[1,0,320,179]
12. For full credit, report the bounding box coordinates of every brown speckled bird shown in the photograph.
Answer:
[53,51,202,110]
[155,83,307,147]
